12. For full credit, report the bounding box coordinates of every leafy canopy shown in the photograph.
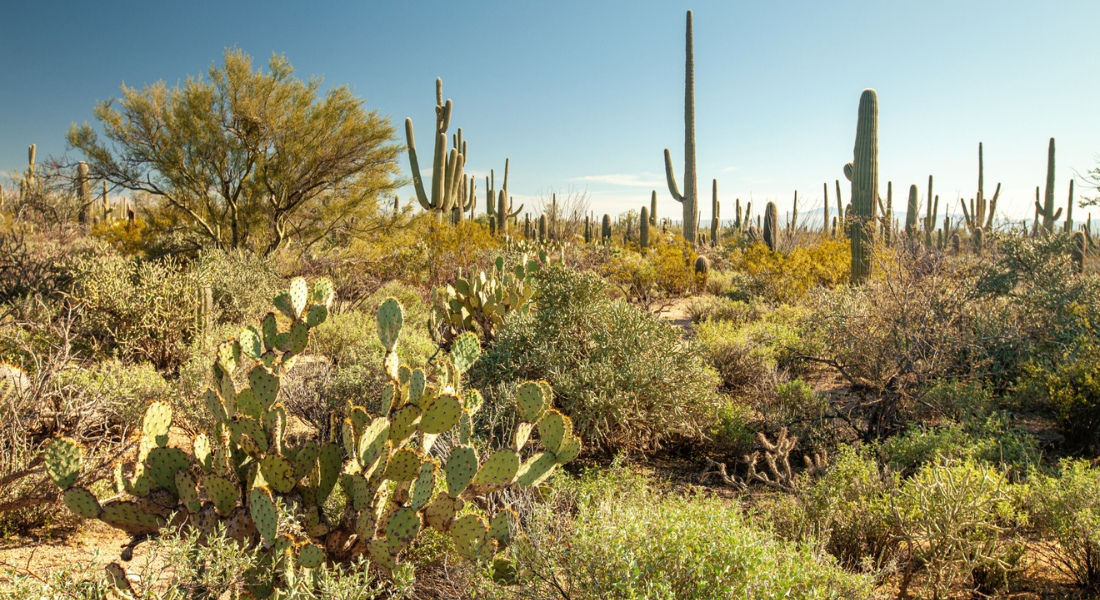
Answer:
[68,49,402,255]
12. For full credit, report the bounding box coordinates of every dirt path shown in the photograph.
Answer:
[657,297,695,336]
[0,520,134,584]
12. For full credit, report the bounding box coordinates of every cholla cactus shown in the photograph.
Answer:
[44,277,580,594]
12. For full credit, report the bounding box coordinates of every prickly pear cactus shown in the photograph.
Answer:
[430,255,539,347]
[44,277,579,595]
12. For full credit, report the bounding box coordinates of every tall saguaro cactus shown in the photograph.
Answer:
[663,10,699,247]
[763,201,778,251]
[710,179,720,246]
[849,89,879,284]
[961,142,1000,232]
[406,78,466,222]
[1036,137,1062,235]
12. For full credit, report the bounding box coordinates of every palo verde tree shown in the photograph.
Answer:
[67,50,402,255]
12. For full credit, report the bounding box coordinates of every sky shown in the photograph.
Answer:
[2,1,1099,225]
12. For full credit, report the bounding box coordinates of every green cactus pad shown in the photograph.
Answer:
[513,422,534,452]
[287,277,309,318]
[261,312,278,352]
[100,500,164,534]
[555,435,582,464]
[386,507,423,548]
[358,418,390,475]
[409,459,438,511]
[249,486,279,547]
[175,471,202,512]
[472,450,520,488]
[292,441,320,480]
[44,437,83,489]
[488,508,517,549]
[145,447,189,495]
[408,369,426,404]
[310,278,335,308]
[273,290,296,321]
[444,445,479,498]
[425,494,463,531]
[287,321,309,354]
[236,388,261,419]
[340,418,357,460]
[239,326,263,360]
[457,412,474,444]
[516,452,558,488]
[380,382,397,415]
[388,404,421,445]
[399,364,411,385]
[538,410,572,455]
[491,558,518,585]
[62,487,101,518]
[385,449,422,482]
[142,401,173,447]
[260,454,296,494]
[203,389,228,423]
[248,366,280,409]
[420,394,463,434]
[449,332,480,374]
[203,475,238,516]
[348,405,369,433]
[463,390,484,415]
[369,537,397,572]
[192,434,212,472]
[515,381,549,422]
[230,417,269,452]
[450,513,494,562]
[341,473,371,510]
[317,443,342,502]
[376,298,403,353]
[298,544,325,569]
[305,304,329,328]
[216,340,240,377]
[217,372,237,414]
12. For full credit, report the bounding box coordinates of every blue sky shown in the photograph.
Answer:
[2,1,1098,224]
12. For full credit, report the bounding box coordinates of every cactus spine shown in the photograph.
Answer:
[763,201,778,251]
[1037,137,1062,235]
[849,89,878,285]
[663,10,699,247]
[406,78,467,222]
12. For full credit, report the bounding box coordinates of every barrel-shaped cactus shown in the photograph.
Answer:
[45,277,579,595]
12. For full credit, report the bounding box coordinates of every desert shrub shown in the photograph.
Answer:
[726,239,850,304]
[67,253,201,370]
[91,216,152,256]
[761,445,899,571]
[683,295,759,324]
[1026,459,1100,591]
[1017,341,1100,453]
[892,458,1025,599]
[515,464,874,599]
[476,265,721,453]
[194,248,282,327]
[877,413,1039,480]
[602,249,660,307]
[694,305,817,395]
[649,233,696,296]
[710,398,755,454]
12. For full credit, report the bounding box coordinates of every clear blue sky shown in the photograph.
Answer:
[2,1,1098,224]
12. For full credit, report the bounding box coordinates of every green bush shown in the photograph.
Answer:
[514,464,874,599]
[476,265,721,453]
[1018,341,1100,453]
[1026,459,1100,591]
[877,413,1040,480]
[194,249,282,327]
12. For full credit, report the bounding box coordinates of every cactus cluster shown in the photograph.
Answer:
[44,277,580,594]
[406,78,473,222]
[431,256,538,346]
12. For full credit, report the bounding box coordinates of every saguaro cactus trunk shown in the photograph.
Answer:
[662,10,699,247]
[849,89,878,285]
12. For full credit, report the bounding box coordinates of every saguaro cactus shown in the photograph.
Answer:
[822,182,830,234]
[961,143,1000,232]
[849,89,878,284]
[640,206,650,249]
[601,214,612,242]
[923,175,939,246]
[649,190,658,225]
[710,179,720,246]
[905,184,918,239]
[663,10,699,247]
[1036,137,1062,235]
[1072,230,1086,273]
[406,78,466,222]
[763,201,778,251]
[1065,179,1075,233]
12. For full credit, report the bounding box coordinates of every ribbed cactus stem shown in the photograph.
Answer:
[662,10,699,246]
[905,184,918,239]
[1038,137,1062,235]
[26,144,36,188]
[763,201,778,252]
[822,182,830,234]
[640,206,650,249]
[601,214,612,242]
[790,191,798,233]
[538,214,547,242]
[1065,179,1075,232]
[710,179,719,246]
[650,190,657,225]
[406,78,466,221]
[849,89,878,284]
